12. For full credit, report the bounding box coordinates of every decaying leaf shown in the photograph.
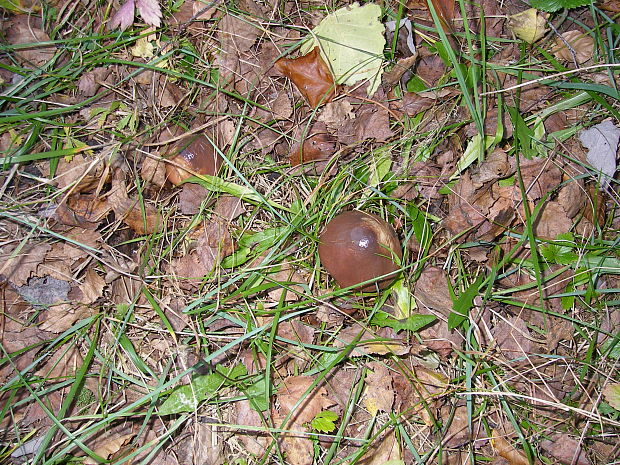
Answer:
[539,433,590,465]
[275,47,337,108]
[602,383,620,410]
[136,0,162,27]
[300,2,386,96]
[358,429,402,465]
[6,16,56,67]
[290,124,336,166]
[84,433,135,465]
[0,243,51,287]
[579,120,620,190]
[277,376,334,426]
[552,30,594,64]
[507,9,548,44]
[491,316,532,357]
[363,361,394,415]
[492,431,532,465]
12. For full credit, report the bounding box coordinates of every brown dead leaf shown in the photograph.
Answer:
[491,316,532,357]
[492,430,533,465]
[363,361,394,415]
[533,200,574,239]
[58,194,111,228]
[40,304,94,333]
[290,124,336,166]
[78,67,112,96]
[84,433,135,465]
[234,399,269,456]
[539,433,590,465]
[552,30,594,65]
[177,183,210,215]
[141,155,167,188]
[358,429,402,465]
[115,197,163,235]
[213,194,246,222]
[339,90,394,143]
[277,375,335,426]
[170,219,234,289]
[6,16,56,67]
[414,266,453,316]
[54,154,108,193]
[267,260,307,302]
[35,342,82,379]
[0,243,51,286]
[79,268,105,304]
[275,47,337,108]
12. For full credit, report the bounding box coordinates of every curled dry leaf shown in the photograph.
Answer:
[552,30,594,65]
[507,9,548,44]
[290,128,336,166]
[84,433,136,465]
[275,46,337,108]
[492,430,533,465]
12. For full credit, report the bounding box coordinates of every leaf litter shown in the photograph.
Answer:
[1,0,620,463]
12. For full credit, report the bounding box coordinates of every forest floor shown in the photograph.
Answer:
[1,0,620,463]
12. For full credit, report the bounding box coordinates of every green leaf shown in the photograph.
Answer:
[529,0,592,13]
[300,2,386,96]
[310,410,339,433]
[158,364,246,415]
[507,106,537,159]
[371,310,436,333]
[448,275,485,330]
[246,376,270,412]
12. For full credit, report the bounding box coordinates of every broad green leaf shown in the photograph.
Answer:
[158,364,246,415]
[300,2,385,96]
[529,0,591,12]
[507,106,537,159]
[246,377,270,412]
[448,275,485,330]
[311,410,339,433]
[371,310,436,333]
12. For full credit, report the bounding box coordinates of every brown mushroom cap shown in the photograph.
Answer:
[318,211,402,291]
[166,134,223,186]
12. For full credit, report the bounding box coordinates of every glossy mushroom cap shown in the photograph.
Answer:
[166,134,223,186]
[318,211,402,291]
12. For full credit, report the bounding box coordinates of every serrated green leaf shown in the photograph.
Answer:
[300,2,385,96]
[448,275,485,330]
[529,0,591,12]
[311,410,339,433]
[371,310,436,333]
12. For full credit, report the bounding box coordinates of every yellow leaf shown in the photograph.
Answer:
[507,8,548,44]
[131,37,155,59]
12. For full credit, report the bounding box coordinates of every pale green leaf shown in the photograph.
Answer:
[300,2,385,96]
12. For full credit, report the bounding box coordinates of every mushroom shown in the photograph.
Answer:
[318,210,402,291]
[166,134,223,186]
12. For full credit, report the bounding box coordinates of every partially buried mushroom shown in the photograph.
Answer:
[166,134,223,186]
[319,211,402,291]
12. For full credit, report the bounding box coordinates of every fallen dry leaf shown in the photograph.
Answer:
[277,375,334,426]
[84,433,136,465]
[491,316,532,357]
[363,361,394,415]
[78,67,112,96]
[54,154,107,193]
[507,9,548,44]
[579,120,620,190]
[267,260,307,302]
[358,429,402,465]
[40,304,94,333]
[539,433,590,465]
[492,430,534,465]
[552,30,594,65]
[78,268,106,304]
[0,243,51,286]
[275,46,337,108]
[6,16,56,67]
[290,123,336,166]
